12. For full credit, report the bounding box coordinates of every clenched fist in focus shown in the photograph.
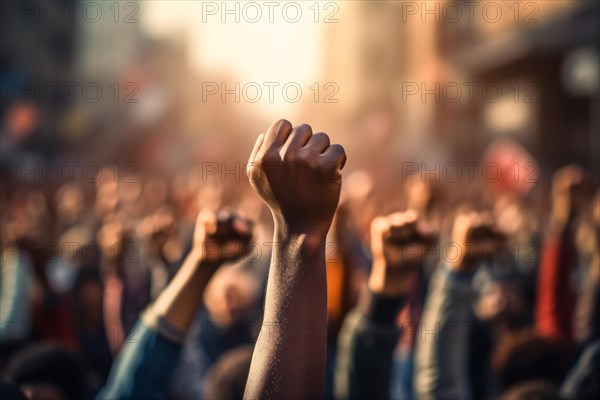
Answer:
[247,119,346,241]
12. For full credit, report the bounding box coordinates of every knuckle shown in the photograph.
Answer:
[319,157,337,172]
[283,148,298,164]
[247,166,261,182]
[295,123,313,135]
[304,156,319,170]
[295,153,318,170]
[314,132,330,145]
[261,151,280,165]
[332,144,346,157]
[275,119,292,131]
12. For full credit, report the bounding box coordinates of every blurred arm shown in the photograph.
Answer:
[334,290,406,399]
[96,250,215,400]
[0,247,31,343]
[98,210,251,400]
[335,211,435,399]
[535,229,577,347]
[414,266,475,400]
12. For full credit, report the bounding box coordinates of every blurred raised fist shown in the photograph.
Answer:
[369,210,438,296]
[247,119,346,241]
[193,209,253,265]
[551,164,596,225]
[449,211,505,273]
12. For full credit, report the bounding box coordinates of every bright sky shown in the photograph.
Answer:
[141,1,332,117]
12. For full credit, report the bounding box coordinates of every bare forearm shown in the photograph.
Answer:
[150,249,218,331]
[245,231,328,399]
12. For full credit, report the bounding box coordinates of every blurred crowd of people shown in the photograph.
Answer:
[1,119,599,400]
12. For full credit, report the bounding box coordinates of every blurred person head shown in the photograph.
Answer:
[482,139,539,200]
[116,179,144,220]
[494,196,538,243]
[0,381,27,400]
[496,379,561,400]
[136,206,176,256]
[72,265,104,330]
[4,103,39,141]
[474,262,530,333]
[202,345,254,400]
[94,180,118,219]
[142,177,169,210]
[43,226,95,294]
[24,190,49,223]
[204,266,262,327]
[4,344,87,400]
[96,217,131,272]
[54,185,85,227]
[491,328,568,391]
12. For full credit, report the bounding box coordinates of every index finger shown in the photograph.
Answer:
[262,119,293,150]
[248,133,265,166]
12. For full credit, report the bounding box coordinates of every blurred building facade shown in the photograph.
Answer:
[316,0,599,174]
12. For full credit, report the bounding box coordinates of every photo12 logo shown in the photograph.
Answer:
[200,1,340,24]
[0,162,140,185]
[1,1,139,24]
[401,81,540,104]
[399,1,540,24]
[1,81,139,104]
[201,82,339,104]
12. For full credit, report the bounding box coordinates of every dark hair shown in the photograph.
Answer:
[4,344,88,400]
[72,264,102,295]
[492,328,568,390]
[497,379,562,400]
[203,345,254,400]
[0,380,28,400]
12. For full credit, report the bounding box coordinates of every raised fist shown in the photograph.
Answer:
[449,211,505,273]
[247,119,346,241]
[369,210,438,296]
[193,208,253,265]
[551,164,596,224]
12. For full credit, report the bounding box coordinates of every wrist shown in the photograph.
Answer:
[188,247,220,271]
[441,262,476,280]
[271,225,326,273]
[368,259,414,296]
[274,220,327,253]
[444,242,477,273]
[360,289,406,324]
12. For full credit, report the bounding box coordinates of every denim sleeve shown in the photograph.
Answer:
[334,291,406,400]
[96,310,186,400]
[560,340,600,400]
[1,249,31,343]
[414,265,475,400]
